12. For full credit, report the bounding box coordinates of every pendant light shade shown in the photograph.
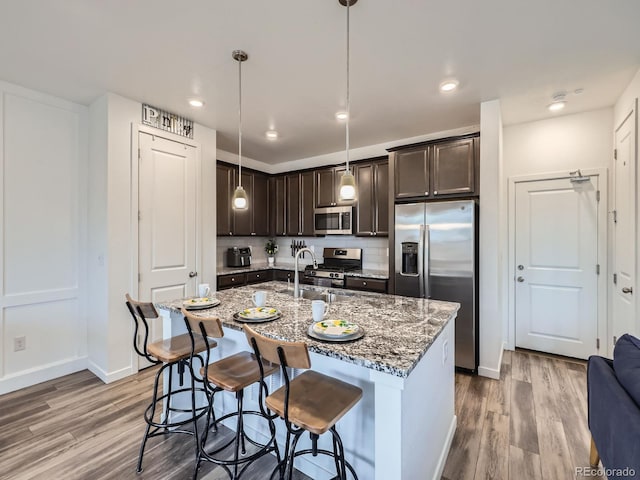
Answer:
[232,185,248,209]
[232,49,249,211]
[338,0,358,203]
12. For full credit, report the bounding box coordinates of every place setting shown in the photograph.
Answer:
[183,283,221,310]
[233,290,282,323]
[306,299,364,343]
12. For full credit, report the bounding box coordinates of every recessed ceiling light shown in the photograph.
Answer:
[548,101,566,112]
[439,79,459,92]
[335,111,348,121]
[265,130,279,140]
[188,99,204,108]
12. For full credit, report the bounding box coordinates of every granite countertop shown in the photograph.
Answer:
[217,264,389,280]
[157,281,458,378]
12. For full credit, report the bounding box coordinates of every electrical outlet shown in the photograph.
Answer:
[14,336,26,352]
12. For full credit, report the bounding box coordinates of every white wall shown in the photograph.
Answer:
[0,81,88,394]
[503,108,613,178]
[87,92,217,383]
[478,99,505,379]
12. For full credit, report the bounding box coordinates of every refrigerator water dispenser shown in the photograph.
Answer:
[401,242,419,275]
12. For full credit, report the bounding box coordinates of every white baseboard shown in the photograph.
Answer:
[432,414,457,480]
[88,360,135,384]
[478,342,505,380]
[0,356,88,395]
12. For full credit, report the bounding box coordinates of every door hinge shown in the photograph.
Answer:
[613,210,617,223]
[614,148,617,160]
[596,264,600,275]
[138,148,141,160]
[597,338,600,349]
[613,273,618,284]
[596,190,600,202]
[138,273,141,282]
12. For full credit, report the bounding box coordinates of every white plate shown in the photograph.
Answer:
[236,307,280,320]
[183,297,220,310]
[312,319,361,338]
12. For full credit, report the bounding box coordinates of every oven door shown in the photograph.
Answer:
[314,207,352,235]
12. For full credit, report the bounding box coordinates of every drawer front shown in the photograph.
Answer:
[273,269,295,281]
[217,273,247,290]
[345,277,387,293]
[246,270,272,284]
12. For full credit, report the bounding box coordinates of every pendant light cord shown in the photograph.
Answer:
[345,0,350,172]
[238,56,243,187]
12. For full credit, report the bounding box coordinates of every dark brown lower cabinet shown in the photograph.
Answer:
[246,270,272,284]
[345,276,387,293]
[217,273,247,290]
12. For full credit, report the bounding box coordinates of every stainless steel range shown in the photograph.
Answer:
[304,248,362,288]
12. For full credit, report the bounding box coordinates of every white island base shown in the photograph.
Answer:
[159,310,456,480]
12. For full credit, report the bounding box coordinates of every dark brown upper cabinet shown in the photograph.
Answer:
[314,166,349,208]
[432,137,476,197]
[393,134,479,201]
[395,148,429,199]
[354,160,389,236]
[216,163,270,236]
[216,163,234,236]
[286,171,315,236]
[269,176,287,236]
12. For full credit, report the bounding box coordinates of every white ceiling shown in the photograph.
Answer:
[0,0,638,164]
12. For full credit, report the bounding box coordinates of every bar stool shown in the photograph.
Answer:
[182,308,281,480]
[125,294,210,473]
[243,325,363,480]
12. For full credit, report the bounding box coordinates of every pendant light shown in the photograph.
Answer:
[338,0,357,203]
[232,49,249,210]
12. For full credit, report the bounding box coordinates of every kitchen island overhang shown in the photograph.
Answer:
[156,281,459,480]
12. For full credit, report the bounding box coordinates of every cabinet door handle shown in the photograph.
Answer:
[434,191,438,195]
[251,232,256,236]
[363,281,367,286]
[425,191,429,195]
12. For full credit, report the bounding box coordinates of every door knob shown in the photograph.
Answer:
[517,265,524,271]
[622,286,633,294]
[517,276,525,283]
[189,271,197,278]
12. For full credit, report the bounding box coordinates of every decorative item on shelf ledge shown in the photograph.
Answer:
[142,104,194,139]
[265,238,278,266]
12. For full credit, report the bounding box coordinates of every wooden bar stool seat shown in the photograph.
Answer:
[125,294,210,474]
[183,309,281,480]
[148,333,210,363]
[265,370,362,436]
[200,351,278,393]
[244,325,362,480]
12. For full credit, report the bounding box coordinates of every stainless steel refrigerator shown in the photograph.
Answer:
[394,200,478,371]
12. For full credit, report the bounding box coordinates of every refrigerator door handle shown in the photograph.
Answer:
[418,225,425,297]
[424,225,431,299]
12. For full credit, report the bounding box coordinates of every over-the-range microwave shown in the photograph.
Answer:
[314,206,353,235]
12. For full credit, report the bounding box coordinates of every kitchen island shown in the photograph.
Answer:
[157,281,458,480]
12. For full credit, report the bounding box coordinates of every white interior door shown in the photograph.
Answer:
[514,176,599,359]
[138,132,197,367]
[612,107,637,351]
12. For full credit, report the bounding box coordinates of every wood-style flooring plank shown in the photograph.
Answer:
[509,379,539,454]
[536,415,574,480]
[511,351,531,383]
[486,363,511,416]
[454,372,472,415]
[442,375,488,480]
[473,411,509,480]
[530,355,561,421]
[509,445,542,479]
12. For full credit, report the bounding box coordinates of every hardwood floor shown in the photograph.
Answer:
[442,349,604,480]
[1,350,601,480]
[0,367,309,480]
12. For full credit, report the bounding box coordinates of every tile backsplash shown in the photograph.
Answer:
[217,236,389,271]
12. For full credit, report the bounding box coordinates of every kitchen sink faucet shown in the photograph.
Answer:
[294,248,318,299]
